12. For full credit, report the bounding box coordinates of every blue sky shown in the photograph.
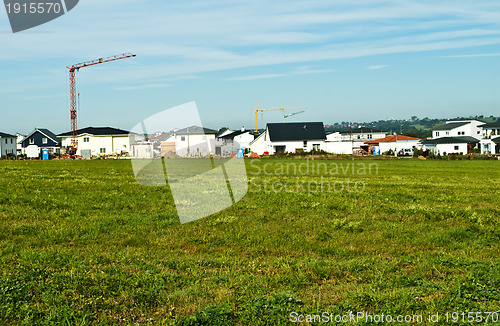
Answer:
[1,0,500,134]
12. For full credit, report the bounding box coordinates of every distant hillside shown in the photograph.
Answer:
[325,115,499,139]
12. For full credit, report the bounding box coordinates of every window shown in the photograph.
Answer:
[29,139,34,145]
[357,135,361,139]
[367,134,372,139]
[446,132,449,136]
[303,141,307,147]
[100,148,106,154]
[436,132,439,137]
[83,137,89,143]
[477,131,480,134]
[10,139,13,144]
[181,136,186,141]
[42,138,48,144]
[4,139,7,144]
[454,146,459,150]
[313,144,320,151]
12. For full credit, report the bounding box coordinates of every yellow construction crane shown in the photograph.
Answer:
[250,106,306,132]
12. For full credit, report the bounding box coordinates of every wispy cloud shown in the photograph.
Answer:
[114,83,171,91]
[228,74,284,81]
[227,66,335,81]
[442,53,500,58]
[368,65,388,70]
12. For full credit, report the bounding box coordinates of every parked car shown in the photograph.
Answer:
[397,148,413,157]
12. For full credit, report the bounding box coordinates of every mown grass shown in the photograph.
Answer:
[0,158,499,325]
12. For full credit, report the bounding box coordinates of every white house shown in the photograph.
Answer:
[215,127,234,155]
[249,122,326,155]
[364,135,421,154]
[20,128,61,158]
[339,128,387,142]
[168,126,218,157]
[16,133,26,155]
[335,128,388,154]
[59,127,133,157]
[0,132,17,158]
[217,129,256,156]
[479,120,500,154]
[324,132,353,154]
[131,142,154,158]
[432,120,483,139]
[421,136,480,155]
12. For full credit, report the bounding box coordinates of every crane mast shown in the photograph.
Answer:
[66,53,136,154]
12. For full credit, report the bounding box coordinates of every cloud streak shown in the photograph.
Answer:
[368,65,388,70]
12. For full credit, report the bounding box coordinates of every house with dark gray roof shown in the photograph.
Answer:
[58,127,132,157]
[479,120,500,154]
[421,136,480,155]
[432,120,483,139]
[424,119,485,155]
[20,128,61,158]
[217,128,258,155]
[249,122,326,155]
[0,132,17,158]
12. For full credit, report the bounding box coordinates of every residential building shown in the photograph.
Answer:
[337,128,388,154]
[16,133,26,155]
[339,127,387,142]
[249,122,326,155]
[58,127,133,157]
[146,131,174,157]
[0,132,17,158]
[364,135,420,154]
[432,120,483,139]
[479,120,500,154]
[214,127,234,155]
[323,128,388,154]
[170,126,218,157]
[217,129,257,156]
[20,128,61,158]
[324,132,353,154]
[421,136,480,155]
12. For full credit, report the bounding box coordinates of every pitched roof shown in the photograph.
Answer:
[0,132,16,138]
[421,136,480,145]
[216,127,232,138]
[219,130,257,139]
[267,122,326,142]
[23,128,61,144]
[433,122,469,131]
[479,120,500,128]
[365,135,420,144]
[174,126,218,135]
[493,137,500,144]
[148,131,174,142]
[58,127,130,137]
[39,129,61,142]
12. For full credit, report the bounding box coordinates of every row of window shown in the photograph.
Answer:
[436,131,482,137]
[4,139,14,144]
[28,138,48,145]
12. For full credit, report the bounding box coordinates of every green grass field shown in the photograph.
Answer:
[0,158,499,325]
